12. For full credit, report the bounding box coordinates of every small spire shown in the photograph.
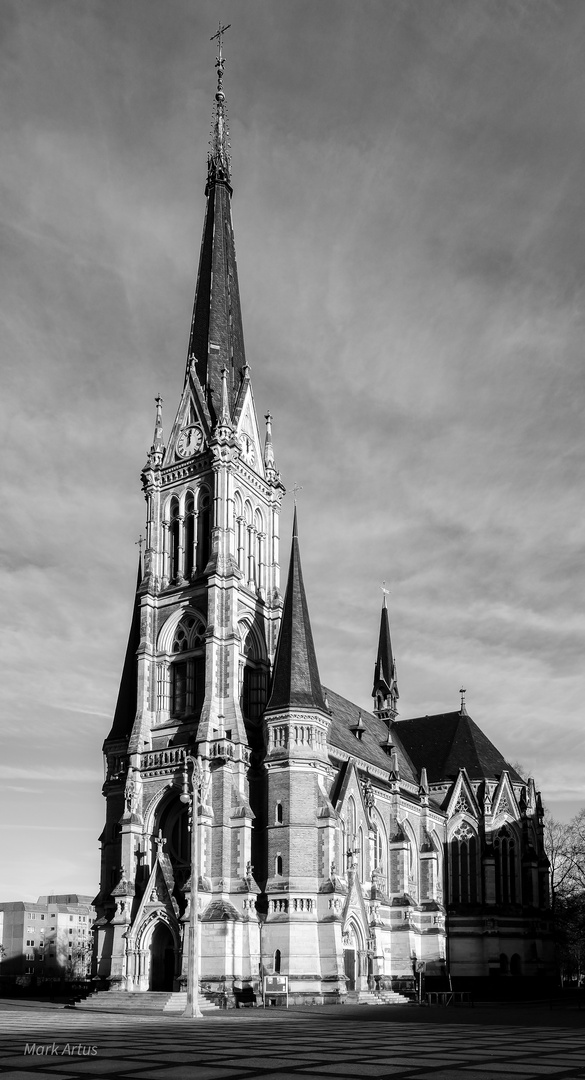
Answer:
[151,395,164,454]
[350,711,366,738]
[208,22,232,187]
[381,727,394,754]
[218,366,232,428]
[264,412,276,469]
[460,687,468,715]
[266,507,327,714]
[372,587,399,720]
[419,766,429,795]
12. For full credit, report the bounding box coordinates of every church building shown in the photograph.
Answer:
[93,37,555,1004]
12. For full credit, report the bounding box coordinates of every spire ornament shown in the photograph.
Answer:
[208,22,232,188]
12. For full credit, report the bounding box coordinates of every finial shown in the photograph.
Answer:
[381,580,389,608]
[292,483,303,506]
[208,23,232,186]
[460,687,467,714]
[218,365,232,428]
[150,394,164,456]
[264,412,275,469]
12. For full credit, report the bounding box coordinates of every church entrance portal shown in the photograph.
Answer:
[344,948,356,990]
[149,922,175,991]
[343,923,366,992]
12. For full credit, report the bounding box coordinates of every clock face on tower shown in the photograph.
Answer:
[176,425,204,459]
[240,433,256,467]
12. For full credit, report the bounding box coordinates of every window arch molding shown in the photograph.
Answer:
[238,618,268,665]
[157,607,206,655]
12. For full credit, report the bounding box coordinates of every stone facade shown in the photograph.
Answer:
[93,54,555,1003]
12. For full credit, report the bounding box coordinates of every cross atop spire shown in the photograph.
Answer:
[208,22,232,187]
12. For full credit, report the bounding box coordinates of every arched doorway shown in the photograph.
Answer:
[149,922,175,991]
[343,922,366,992]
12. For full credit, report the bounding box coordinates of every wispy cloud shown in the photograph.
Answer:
[1,0,584,900]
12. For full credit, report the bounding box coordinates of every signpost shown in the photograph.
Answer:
[263,975,289,1008]
[415,960,426,1004]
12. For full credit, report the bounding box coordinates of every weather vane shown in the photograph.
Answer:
[292,483,303,505]
[135,534,145,557]
[460,687,466,707]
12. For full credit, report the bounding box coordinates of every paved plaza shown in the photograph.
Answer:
[0,1001,584,1080]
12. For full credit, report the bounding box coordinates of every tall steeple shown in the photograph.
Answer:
[267,508,327,713]
[372,588,399,721]
[185,22,246,421]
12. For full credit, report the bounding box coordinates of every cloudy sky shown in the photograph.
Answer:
[2,0,584,901]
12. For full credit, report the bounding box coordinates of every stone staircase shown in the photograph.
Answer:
[346,989,412,1006]
[75,990,219,1014]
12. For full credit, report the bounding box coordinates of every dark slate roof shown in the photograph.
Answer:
[324,687,418,785]
[395,710,523,784]
[104,559,142,743]
[373,599,397,697]
[266,509,327,713]
[186,163,246,422]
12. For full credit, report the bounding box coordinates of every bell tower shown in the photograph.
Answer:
[96,27,285,998]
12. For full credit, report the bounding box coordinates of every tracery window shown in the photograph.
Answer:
[449,822,478,905]
[169,615,206,720]
[184,494,195,579]
[240,625,268,724]
[169,498,180,581]
[196,487,211,575]
[494,825,517,904]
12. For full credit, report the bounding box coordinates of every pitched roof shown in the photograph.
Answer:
[104,559,142,743]
[395,710,523,784]
[324,687,418,785]
[266,509,327,713]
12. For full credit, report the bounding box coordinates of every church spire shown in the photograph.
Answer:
[185,22,246,422]
[372,586,399,721]
[267,508,327,713]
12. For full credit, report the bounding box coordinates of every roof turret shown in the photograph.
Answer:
[266,508,327,713]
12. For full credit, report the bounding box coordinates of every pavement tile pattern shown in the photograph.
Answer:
[0,1004,583,1080]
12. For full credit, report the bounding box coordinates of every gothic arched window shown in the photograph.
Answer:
[169,498,180,582]
[494,825,517,905]
[449,822,478,905]
[184,493,195,579]
[274,949,281,973]
[169,615,206,720]
[240,624,268,725]
[196,487,211,575]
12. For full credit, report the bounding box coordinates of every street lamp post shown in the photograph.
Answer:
[180,752,204,1018]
